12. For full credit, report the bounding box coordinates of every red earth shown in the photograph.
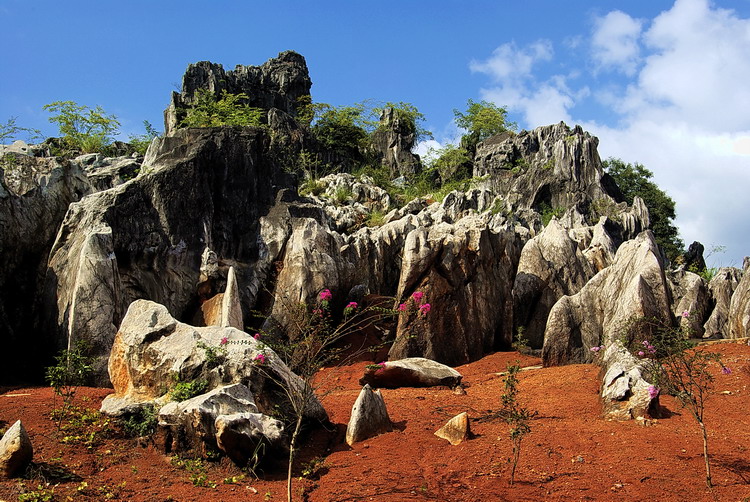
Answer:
[2,342,750,502]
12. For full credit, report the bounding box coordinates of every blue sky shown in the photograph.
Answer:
[3,0,750,267]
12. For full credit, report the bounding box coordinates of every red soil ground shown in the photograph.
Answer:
[2,342,750,502]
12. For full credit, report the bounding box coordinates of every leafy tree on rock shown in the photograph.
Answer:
[603,157,684,260]
[453,99,517,152]
[44,101,120,154]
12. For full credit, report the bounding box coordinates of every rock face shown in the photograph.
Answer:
[102,299,325,422]
[164,51,312,135]
[360,357,462,389]
[704,267,742,338]
[599,344,656,420]
[0,420,33,478]
[542,231,673,366]
[668,270,710,338]
[728,258,750,339]
[43,127,290,384]
[513,219,596,348]
[345,384,392,446]
[369,107,422,177]
[434,412,471,445]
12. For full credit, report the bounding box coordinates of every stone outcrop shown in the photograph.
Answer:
[599,344,656,420]
[728,258,750,339]
[513,219,596,348]
[434,412,471,445]
[345,384,393,446]
[542,231,673,366]
[101,299,325,423]
[360,357,462,389]
[43,127,291,384]
[369,107,422,177]
[704,267,742,338]
[164,51,312,135]
[0,420,33,478]
[668,270,710,338]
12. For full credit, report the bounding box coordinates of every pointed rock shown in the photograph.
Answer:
[221,266,243,330]
[0,420,33,478]
[345,385,392,446]
[434,412,471,445]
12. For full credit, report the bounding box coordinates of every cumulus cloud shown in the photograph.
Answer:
[591,10,643,76]
[469,40,553,82]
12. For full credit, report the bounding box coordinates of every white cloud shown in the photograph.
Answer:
[591,10,643,76]
[469,40,553,82]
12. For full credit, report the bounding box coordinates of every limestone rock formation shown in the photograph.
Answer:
[164,51,312,135]
[668,270,710,338]
[101,299,325,422]
[43,127,290,384]
[215,412,284,465]
[542,231,673,366]
[369,107,422,177]
[704,267,742,338]
[434,412,471,445]
[0,420,33,478]
[728,258,750,339]
[345,384,392,446]
[360,357,462,389]
[599,344,656,420]
[513,219,596,348]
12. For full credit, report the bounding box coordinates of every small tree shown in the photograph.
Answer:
[0,116,43,143]
[453,99,517,152]
[45,341,94,428]
[500,363,535,485]
[181,89,266,128]
[128,120,160,156]
[43,101,120,154]
[258,289,427,501]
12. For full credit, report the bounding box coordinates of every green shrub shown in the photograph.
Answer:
[43,101,120,154]
[46,341,93,411]
[366,210,387,227]
[539,203,565,226]
[128,120,160,156]
[121,404,158,438]
[181,89,266,128]
[332,186,352,206]
[501,363,535,485]
[0,116,43,143]
[299,178,325,197]
[171,378,208,401]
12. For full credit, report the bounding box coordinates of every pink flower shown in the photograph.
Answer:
[312,308,323,316]
[681,311,690,318]
[220,337,228,346]
[638,351,645,357]
[253,333,261,340]
[398,303,407,312]
[419,303,431,315]
[253,353,266,364]
[319,289,333,301]
[648,385,660,399]
[411,291,424,303]
[346,301,358,309]
[376,361,386,372]
[722,366,732,375]
[590,346,601,353]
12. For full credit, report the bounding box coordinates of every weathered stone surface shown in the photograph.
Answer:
[164,51,312,135]
[599,344,656,420]
[682,241,707,273]
[668,270,710,338]
[0,154,92,382]
[0,420,33,478]
[215,412,284,465]
[388,215,521,365]
[360,357,462,389]
[728,258,750,339]
[43,127,290,384]
[345,384,392,446]
[72,153,142,191]
[101,299,325,422]
[158,383,283,459]
[369,107,422,178]
[542,231,673,366]
[434,412,471,445]
[221,266,243,330]
[704,267,742,338]
[513,219,596,348]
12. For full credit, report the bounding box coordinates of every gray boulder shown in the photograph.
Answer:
[0,420,33,478]
[542,231,673,366]
[668,270,710,338]
[345,384,392,446]
[728,258,750,339]
[704,267,742,338]
[513,219,596,348]
[360,357,462,389]
[599,344,657,420]
[215,412,284,465]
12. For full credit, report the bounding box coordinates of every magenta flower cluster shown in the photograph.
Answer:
[319,289,333,302]
[637,340,657,358]
[253,353,266,365]
[398,290,430,317]
[590,345,605,353]
[344,301,358,315]
[647,385,660,399]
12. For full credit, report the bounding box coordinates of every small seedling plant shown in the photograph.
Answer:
[624,315,731,489]
[45,341,93,428]
[501,363,535,485]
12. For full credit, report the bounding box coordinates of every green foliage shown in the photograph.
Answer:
[0,116,43,143]
[373,101,433,144]
[43,100,120,154]
[181,89,266,128]
[172,456,217,488]
[50,405,114,450]
[128,120,160,156]
[426,143,472,184]
[18,485,55,502]
[500,363,535,486]
[512,327,531,355]
[299,177,325,197]
[332,186,352,206]
[45,341,93,410]
[366,209,386,227]
[197,341,227,369]
[539,203,565,226]
[311,102,370,160]
[453,99,517,151]
[121,404,158,438]
[589,197,620,221]
[170,378,208,402]
[603,157,684,260]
